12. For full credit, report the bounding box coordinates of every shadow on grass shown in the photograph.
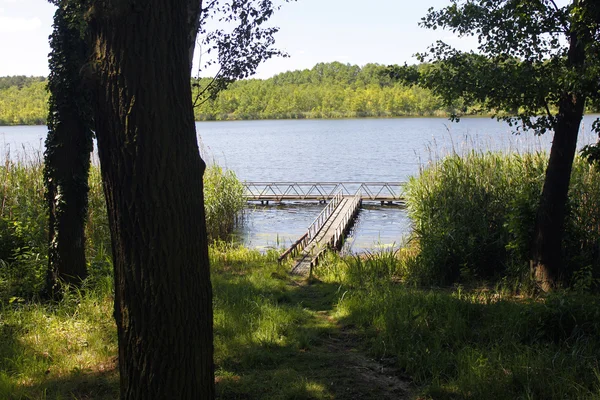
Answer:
[0,313,118,400]
[329,280,600,399]
[213,271,412,400]
[14,368,119,400]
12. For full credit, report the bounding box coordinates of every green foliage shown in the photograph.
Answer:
[193,62,457,120]
[1,61,463,125]
[44,0,95,291]
[315,251,600,399]
[0,79,48,125]
[193,0,294,103]
[404,151,600,287]
[0,156,48,300]
[415,0,600,129]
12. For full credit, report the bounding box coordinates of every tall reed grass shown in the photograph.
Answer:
[203,165,246,240]
[0,152,246,300]
[404,151,600,289]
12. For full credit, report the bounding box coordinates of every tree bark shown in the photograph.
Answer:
[530,95,584,291]
[45,110,92,290]
[88,1,214,398]
[45,0,93,295]
[530,27,586,291]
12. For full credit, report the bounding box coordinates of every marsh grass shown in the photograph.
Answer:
[204,165,246,241]
[404,151,600,289]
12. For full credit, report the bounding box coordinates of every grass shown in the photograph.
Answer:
[0,245,409,399]
[2,246,599,399]
[317,251,600,399]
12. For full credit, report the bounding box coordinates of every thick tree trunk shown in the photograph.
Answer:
[530,25,586,291]
[530,95,584,291]
[45,1,93,295]
[90,0,214,400]
[88,1,214,398]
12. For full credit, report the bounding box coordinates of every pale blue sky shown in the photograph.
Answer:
[1,0,478,78]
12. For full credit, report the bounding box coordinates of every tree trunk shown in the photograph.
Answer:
[530,27,586,291]
[530,95,584,291]
[88,1,214,398]
[45,110,92,290]
[45,1,93,295]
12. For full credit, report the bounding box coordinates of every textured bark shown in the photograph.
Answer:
[88,0,214,398]
[45,1,93,295]
[530,96,584,291]
[530,29,586,291]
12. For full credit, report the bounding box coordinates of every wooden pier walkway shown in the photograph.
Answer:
[278,190,362,276]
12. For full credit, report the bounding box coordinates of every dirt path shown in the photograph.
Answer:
[290,280,414,400]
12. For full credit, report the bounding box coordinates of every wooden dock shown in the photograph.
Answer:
[278,190,362,276]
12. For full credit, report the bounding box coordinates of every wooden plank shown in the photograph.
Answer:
[290,195,361,276]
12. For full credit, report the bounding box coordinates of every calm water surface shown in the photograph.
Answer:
[1,117,597,252]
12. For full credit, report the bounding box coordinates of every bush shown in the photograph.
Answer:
[405,151,600,288]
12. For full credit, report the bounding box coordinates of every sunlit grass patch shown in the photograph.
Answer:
[0,285,118,399]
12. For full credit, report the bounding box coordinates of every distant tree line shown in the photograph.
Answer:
[0,77,48,125]
[192,62,465,120]
[6,62,597,126]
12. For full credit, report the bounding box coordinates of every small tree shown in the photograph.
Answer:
[392,0,600,291]
[45,0,93,296]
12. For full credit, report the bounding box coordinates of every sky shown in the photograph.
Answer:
[0,0,479,79]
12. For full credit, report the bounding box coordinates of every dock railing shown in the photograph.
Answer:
[278,189,343,263]
[306,189,343,240]
[330,189,362,250]
[243,182,404,202]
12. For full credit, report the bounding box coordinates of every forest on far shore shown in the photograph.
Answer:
[0,62,464,126]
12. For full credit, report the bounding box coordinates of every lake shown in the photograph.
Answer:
[1,116,598,252]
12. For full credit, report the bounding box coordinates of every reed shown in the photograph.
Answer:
[404,150,600,289]
[0,151,246,301]
[203,165,246,241]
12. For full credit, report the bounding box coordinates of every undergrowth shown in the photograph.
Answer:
[316,250,600,399]
[0,155,245,300]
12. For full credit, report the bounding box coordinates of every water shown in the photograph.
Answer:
[1,116,598,252]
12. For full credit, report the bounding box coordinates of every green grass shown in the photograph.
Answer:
[1,247,600,399]
[316,250,600,399]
